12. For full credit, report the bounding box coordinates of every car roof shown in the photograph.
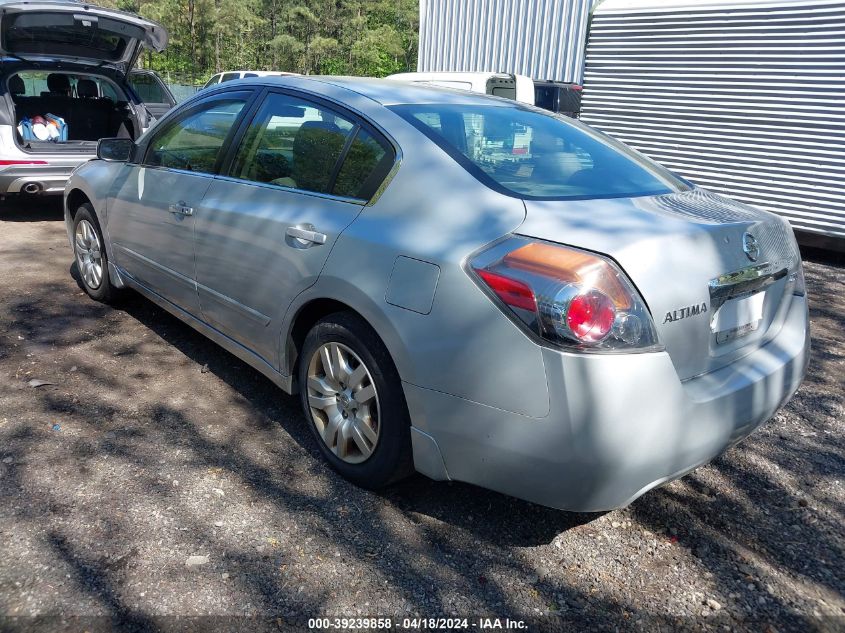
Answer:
[387,71,514,81]
[228,75,519,108]
[216,70,298,76]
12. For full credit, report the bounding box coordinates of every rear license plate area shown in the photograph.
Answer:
[712,291,765,344]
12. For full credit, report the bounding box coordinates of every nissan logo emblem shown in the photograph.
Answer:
[742,232,759,262]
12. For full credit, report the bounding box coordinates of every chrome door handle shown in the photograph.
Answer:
[168,203,194,216]
[286,225,327,245]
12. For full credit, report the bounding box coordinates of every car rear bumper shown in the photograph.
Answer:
[406,294,810,512]
[0,164,83,195]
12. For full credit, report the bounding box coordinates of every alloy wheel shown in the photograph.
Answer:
[306,342,380,464]
[74,219,103,290]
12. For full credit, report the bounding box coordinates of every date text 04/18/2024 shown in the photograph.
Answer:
[307,618,528,630]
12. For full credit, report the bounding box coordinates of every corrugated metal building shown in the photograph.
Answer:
[418,0,593,83]
[580,0,845,245]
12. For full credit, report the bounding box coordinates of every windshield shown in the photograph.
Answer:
[390,103,689,200]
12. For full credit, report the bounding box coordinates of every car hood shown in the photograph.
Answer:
[0,1,167,76]
[517,188,803,380]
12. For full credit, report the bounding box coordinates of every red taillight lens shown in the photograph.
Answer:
[476,269,537,312]
[0,160,48,166]
[470,238,660,353]
[566,290,616,343]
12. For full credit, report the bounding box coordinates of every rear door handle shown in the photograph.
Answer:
[286,225,327,245]
[168,203,194,216]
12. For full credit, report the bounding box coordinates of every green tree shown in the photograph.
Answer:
[99,0,419,85]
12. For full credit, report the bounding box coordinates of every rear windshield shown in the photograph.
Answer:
[390,103,688,200]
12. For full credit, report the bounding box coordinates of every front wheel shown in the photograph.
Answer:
[298,312,413,488]
[72,204,118,303]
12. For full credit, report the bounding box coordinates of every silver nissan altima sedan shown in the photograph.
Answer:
[63,76,810,512]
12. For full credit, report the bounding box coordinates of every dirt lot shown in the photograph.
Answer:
[0,199,843,633]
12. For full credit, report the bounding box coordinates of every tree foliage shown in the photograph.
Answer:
[99,0,419,84]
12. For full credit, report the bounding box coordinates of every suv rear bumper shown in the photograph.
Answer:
[0,163,83,195]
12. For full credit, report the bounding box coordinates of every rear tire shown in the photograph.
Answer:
[298,311,414,488]
[72,204,118,304]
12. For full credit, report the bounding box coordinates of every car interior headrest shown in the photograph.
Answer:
[47,73,71,95]
[8,75,25,96]
[292,121,347,190]
[77,79,98,98]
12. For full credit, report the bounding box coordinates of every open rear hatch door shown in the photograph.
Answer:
[518,189,804,381]
[0,2,167,76]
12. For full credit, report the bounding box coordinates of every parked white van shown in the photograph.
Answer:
[385,72,535,105]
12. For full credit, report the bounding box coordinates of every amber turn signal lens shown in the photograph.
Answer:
[502,243,632,310]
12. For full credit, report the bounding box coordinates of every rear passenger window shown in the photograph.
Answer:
[230,92,354,195]
[129,73,167,104]
[98,80,119,102]
[145,98,247,174]
[333,128,393,200]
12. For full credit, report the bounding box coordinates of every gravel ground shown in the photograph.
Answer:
[0,200,843,633]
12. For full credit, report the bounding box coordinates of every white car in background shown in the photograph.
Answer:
[386,72,535,105]
[202,70,300,89]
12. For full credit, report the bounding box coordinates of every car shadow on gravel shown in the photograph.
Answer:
[0,197,64,222]
[382,477,601,547]
[800,245,844,268]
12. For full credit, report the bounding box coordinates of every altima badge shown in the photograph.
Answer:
[742,232,759,262]
[663,303,708,324]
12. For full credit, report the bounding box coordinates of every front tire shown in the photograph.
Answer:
[299,312,413,488]
[72,204,118,303]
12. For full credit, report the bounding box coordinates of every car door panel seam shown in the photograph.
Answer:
[195,280,272,326]
[113,243,197,290]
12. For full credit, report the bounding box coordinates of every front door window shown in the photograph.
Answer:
[145,99,247,173]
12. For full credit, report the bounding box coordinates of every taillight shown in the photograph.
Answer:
[476,269,537,312]
[0,160,48,166]
[565,290,615,343]
[470,238,660,352]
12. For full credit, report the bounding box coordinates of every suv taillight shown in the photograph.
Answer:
[469,238,661,353]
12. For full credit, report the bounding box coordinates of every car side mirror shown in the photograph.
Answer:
[97,138,135,162]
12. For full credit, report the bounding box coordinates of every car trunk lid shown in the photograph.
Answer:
[518,188,802,380]
[0,2,167,77]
